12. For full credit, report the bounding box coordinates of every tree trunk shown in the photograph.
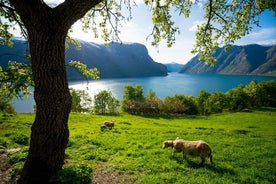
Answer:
[18,31,71,184]
[7,0,104,183]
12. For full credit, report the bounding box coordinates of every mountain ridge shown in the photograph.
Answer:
[179,44,276,76]
[0,38,168,80]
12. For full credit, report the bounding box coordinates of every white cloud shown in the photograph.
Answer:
[188,20,205,32]
[247,28,276,38]
[256,39,276,45]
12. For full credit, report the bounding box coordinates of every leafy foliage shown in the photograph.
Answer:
[163,94,198,115]
[68,61,100,80]
[70,88,92,113]
[259,80,276,106]
[93,89,119,114]
[190,0,274,64]
[0,61,32,113]
[121,80,276,116]
[121,84,144,114]
[197,90,211,115]
[226,85,250,111]
[0,62,33,98]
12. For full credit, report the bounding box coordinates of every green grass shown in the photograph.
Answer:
[1,108,276,183]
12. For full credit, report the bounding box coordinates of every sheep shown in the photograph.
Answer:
[162,137,181,149]
[163,138,213,165]
[104,120,115,129]
[100,124,107,131]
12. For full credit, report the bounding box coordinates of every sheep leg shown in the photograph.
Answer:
[200,158,205,166]
[182,152,186,159]
[209,153,213,164]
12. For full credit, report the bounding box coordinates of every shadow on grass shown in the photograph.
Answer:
[204,163,236,175]
[254,107,276,112]
[171,156,236,175]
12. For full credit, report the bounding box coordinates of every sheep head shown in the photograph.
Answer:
[162,140,174,149]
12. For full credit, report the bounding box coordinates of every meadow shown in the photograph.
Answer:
[0,108,275,183]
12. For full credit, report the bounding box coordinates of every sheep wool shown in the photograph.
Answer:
[104,120,115,129]
[163,138,213,165]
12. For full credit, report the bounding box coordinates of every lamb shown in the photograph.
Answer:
[104,120,115,129]
[163,138,213,165]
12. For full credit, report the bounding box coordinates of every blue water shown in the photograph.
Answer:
[13,73,276,113]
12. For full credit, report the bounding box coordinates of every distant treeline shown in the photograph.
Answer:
[120,80,276,116]
[2,79,275,115]
[69,79,276,116]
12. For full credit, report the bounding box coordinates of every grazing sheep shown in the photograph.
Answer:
[163,138,213,165]
[104,120,115,129]
[100,124,107,131]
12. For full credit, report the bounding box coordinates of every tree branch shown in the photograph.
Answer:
[54,0,104,31]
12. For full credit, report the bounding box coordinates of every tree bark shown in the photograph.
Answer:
[7,0,103,183]
[17,25,71,184]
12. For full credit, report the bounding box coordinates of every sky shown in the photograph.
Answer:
[17,1,276,64]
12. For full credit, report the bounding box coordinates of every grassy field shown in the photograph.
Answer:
[0,108,276,183]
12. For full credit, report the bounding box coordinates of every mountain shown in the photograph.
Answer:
[0,38,167,80]
[179,44,276,76]
[164,62,184,72]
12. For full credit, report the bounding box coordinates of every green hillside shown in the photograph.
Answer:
[0,108,275,183]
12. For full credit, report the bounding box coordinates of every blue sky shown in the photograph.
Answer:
[69,2,276,64]
[24,1,276,64]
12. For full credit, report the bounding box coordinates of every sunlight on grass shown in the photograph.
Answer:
[0,109,275,183]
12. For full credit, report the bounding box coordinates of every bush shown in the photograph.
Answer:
[121,84,144,113]
[204,92,228,114]
[243,80,266,107]
[163,94,198,115]
[70,88,92,113]
[226,85,250,111]
[93,90,119,114]
[259,80,276,107]
[50,164,93,184]
[196,90,211,115]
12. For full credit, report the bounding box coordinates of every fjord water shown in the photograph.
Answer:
[13,73,276,113]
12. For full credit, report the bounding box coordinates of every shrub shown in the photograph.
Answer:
[226,85,250,111]
[93,90,119,114]
[144,90,163,115]
[163,94,198,115]
[70,88,92,113]
[196,90,211,115]
[259,80,276,107]
[50,164,93,184]
[204,92,228,114]
[121,84,144,113]
[243,80,266,107]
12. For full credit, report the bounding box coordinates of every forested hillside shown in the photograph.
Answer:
[179,44,276,76]
[0,38,167,80]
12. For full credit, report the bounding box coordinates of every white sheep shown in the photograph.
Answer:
[163,138,213,165]
[104,120,115,129]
